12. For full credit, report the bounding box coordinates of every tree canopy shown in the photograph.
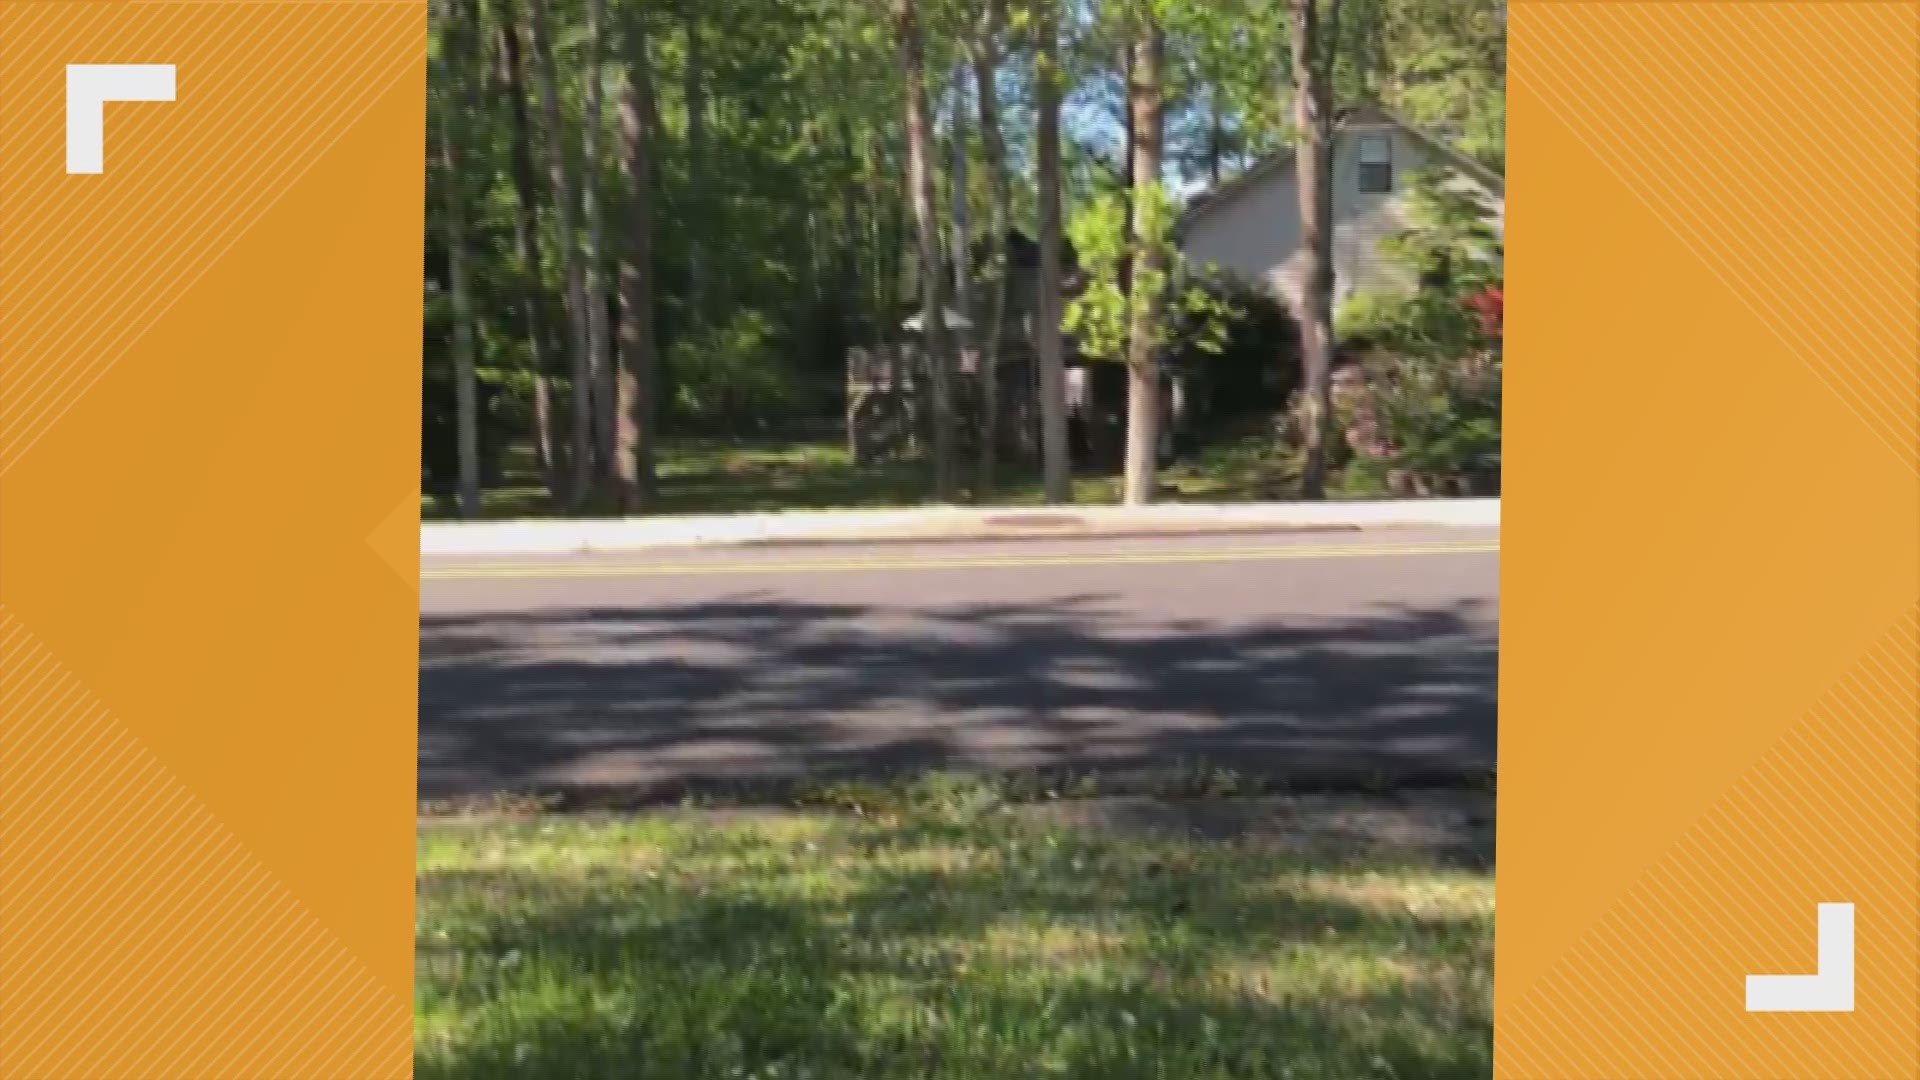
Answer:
[424,0,1506,510]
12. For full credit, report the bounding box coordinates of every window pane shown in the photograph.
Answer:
[1359,135,1391,164]
[1358,162,1392,194]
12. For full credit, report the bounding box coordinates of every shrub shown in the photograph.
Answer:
[1171,274,1300,425]
[1339,347,1502,496]
[1331,165,1504,495]
[665,311,824,431]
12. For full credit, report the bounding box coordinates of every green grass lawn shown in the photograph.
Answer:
[422,432,1334,521]
[416,782,1493,1079]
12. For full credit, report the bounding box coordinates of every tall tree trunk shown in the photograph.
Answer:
[865,136,888,338]
[1121,16,1165,506]
[526,0,593,506]
[1290,0,1340,499]
[971,0,1008,499]
[871,136,904,350]
[838,118,863,343]
[1034,0,1071,504]
[683,11,708,330]
[433,0,482,518]
[582,0,615,494]
[495,0,561,499]
[949,69,972,337]
[892,0,956,501]
[613,11,659,512]
[806,205,828,349]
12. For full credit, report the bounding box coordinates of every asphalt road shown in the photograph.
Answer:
[420,527,1499,803]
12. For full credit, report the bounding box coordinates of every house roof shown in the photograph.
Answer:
[1174,105,1505,238]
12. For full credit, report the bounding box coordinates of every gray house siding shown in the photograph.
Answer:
[1178,119,1504,318]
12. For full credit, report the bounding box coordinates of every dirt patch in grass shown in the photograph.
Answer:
[421,759,1498,820]
[1016,790,1494,870]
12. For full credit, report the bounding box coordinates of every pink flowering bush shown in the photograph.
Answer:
[1338,346,1501,496]
[1331,168,1503,495]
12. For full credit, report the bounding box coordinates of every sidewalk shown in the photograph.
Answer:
[420,498,1499,558]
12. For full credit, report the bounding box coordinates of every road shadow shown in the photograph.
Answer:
[420,595,1497,806]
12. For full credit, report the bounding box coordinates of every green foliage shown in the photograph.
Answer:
[1334,164,1502,493]
[1336,166,1500,360]
[1171,274,1300,420]
[1378,167,1502,289]
[666,312,818,427]
[421,0,1507,508]
[1340,351,1502,494]
[1337,287,1482,361]
[1063,182,1233,367]
[1346,0,1507,170]
[1061,191,1129,360]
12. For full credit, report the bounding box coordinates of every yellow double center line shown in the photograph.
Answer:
[421,538,1499,581]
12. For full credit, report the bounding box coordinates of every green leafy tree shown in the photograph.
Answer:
[431,0,484,517]
[1065,181,1233,496]
[1351,0,1507,170]
[892,0,959,501]
[1340,166,1502,357]
[1336,164,1503,495]
[417,0,1502,514]
[1026,0,1073,503]
[969,0,1012,498]
[1067,184,1230,364]
[1288,0,1341,500]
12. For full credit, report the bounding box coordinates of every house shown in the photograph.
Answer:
[849,223,1223,471]
[1176,105,1505,317]
[848,229,1049,466]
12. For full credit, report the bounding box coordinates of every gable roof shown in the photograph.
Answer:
[1174,105,1505,239]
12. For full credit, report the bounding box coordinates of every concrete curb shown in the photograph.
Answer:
[421,498,1499,558]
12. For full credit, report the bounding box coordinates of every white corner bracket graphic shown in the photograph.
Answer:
[1745,903,1854,1013]
[67,64,176,175]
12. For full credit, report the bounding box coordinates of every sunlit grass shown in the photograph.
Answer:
[417,787,1493,1079]
[422,433,1334,521]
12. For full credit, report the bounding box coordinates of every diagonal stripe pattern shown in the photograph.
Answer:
[0,1,424,1074]
[1510,1,1920,476]
[0,609,412,1079]
[0,0,424,474]
[1499,611,1920,1077]
[1500,2,1920,1075]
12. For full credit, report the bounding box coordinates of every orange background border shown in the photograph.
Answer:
[0,2,421,1076]
[1501,2,1918,1076]
[4,1,1918,1076]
